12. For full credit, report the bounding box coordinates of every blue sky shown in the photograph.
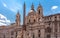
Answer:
[0,0,60,25]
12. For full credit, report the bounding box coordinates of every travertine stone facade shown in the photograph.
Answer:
[0,3,60,38]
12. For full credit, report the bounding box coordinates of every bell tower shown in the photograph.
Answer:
[16,11,20,26]
[37,3,43,17]
[37,3,45,38]
[37,3,43,22]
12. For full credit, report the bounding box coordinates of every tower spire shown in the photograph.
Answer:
[37,3,43,17]
[31,3,34,10]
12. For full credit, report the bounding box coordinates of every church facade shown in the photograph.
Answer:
[0,3,60,38]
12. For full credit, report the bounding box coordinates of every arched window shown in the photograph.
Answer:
[38,10,40,14]
[45,27,51,33]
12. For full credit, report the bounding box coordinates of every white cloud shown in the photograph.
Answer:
[9,4,22,12]
[51,6,58,10]
[10,8,16,12]
[2,0,22,13]
[0,14,11,26]
[3,2,7,7]
[0,22,7,25]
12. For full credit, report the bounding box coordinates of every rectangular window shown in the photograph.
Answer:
[4,35,5,38]
[33,34,34,38]
[16,32,17,38]
[11,31,14,35]
[38,30,40,37]
[38,30,40,33]
[38,34,40,37]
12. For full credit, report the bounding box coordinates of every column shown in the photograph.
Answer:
[34,30,38,38]
[57,22,60,38]
[17,31,20,38]
[23,31,27,38]
[51,23,55,38]
[29,31,32,38]
[40,27,45,38]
